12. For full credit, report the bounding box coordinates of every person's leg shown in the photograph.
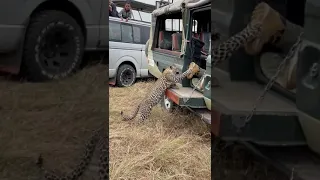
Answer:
[271,20,303,90]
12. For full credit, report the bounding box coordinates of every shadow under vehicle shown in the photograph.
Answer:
[211,0,320,179]
[147,0,211,124]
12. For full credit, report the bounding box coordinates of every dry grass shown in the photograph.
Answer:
[0,64,107,180]
[109,81,211,180]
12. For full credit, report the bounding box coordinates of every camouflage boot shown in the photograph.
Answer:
[244,2,286,55]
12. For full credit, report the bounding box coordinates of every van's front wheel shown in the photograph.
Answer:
[22,10,84,81]
[116,64,136,87]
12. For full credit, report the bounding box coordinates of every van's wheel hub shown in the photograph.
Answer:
[120,69,134,85]
[39,28,74,72]
[116,64,136,87]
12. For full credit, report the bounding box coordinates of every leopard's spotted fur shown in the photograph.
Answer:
[37,126,108,180]
[121,65,195,122]
[212,23,263,65]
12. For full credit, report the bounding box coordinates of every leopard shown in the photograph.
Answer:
[120,62,200,122]
[36,126,108,180]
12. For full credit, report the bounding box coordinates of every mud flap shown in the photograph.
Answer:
[109,77,116,86]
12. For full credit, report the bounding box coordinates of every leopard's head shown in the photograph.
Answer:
[163,65,179,79]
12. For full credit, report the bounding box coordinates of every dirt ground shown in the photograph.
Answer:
[0,64,107,180]
[109,80,211,180]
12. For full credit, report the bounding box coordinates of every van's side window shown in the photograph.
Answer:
[121,24,133,43]
[109,22,121,41]
[141,26,150,44]
[133,26,141,43]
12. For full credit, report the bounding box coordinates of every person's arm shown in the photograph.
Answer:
[111,4,118,17]
[119,9,124,19]
[127,10,132,20]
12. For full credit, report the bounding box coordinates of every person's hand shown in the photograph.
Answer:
[121,18,123,21]
[126,18,128,22]
[187,62,200,79]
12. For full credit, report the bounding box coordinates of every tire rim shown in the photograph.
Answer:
[164,95,172,110]
[38,25,76,75]
[120,68,134,86]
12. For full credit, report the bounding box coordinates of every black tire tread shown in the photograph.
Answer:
[116,64,136,87]
[22,10,84,82]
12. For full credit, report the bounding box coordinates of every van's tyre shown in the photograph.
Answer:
[22,10,84,82]
[116,64,136,87]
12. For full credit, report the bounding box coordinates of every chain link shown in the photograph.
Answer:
[183,70,206,103]
[239,32,303,131]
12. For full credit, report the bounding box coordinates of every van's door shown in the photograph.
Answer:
[99,0,109,49]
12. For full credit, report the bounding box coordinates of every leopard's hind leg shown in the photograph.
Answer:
[137,105,152,123]
[121,104,141,121]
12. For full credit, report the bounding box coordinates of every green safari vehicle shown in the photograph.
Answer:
[146,0,211,124]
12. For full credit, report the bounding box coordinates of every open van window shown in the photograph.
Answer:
[109,18,150,45]
[153,12,183,56]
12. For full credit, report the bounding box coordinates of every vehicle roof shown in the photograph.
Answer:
[109,16,151,27]
[112,0,156,13]
[152,0,210,17]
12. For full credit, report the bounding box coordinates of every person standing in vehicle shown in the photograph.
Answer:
[109,0,119,17]
[119,3,132,21]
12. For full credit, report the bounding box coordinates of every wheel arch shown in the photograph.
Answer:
[115,56,139,76]
[112,60,137,82]
[25,0,87,43]
[118,61,137,72]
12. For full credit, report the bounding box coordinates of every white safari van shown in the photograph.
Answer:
[109,0,155,87]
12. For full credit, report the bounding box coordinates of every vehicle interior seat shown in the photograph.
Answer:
[158,31,173,50]
[172,32,201,52]
[172,32,183,51]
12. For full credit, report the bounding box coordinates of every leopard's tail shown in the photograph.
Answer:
[37,127,103,180]
[121,104,141,121]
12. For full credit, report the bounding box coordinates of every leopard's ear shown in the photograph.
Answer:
[169,66,172,69]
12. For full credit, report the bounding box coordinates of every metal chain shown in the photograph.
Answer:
[183,71,206,103]
[240,32,303,130]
